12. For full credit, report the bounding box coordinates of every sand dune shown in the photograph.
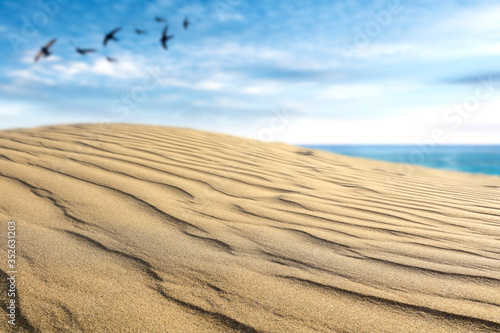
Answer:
[0,124,499,332]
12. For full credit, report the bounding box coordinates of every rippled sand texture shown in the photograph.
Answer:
[0,124,499,332]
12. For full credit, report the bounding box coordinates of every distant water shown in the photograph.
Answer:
[301,145,500,177]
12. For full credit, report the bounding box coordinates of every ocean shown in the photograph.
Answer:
[302,145,500,177]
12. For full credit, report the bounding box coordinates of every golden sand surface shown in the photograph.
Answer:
[0,124,499,332]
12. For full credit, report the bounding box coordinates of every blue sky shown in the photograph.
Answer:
[1,0,500,143]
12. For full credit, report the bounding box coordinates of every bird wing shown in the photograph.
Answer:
[34,50,44,62]
[104,27,121,45]
[45,38,57,49]
[84,49,96,52]
[110,27,121,35]
[161,26,168,49]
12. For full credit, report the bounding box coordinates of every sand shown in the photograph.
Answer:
[0,123,499,332]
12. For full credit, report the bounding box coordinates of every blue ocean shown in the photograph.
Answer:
[302,145,500,177]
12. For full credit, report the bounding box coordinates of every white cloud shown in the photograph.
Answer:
[183,42,287,63]
[194,80,223,91]
[344,3,500,60]
[459,96,500,127]
[241,82,281,95]
[431,3,500,38]
[45,56,147,81]
[7,69,56,85]
[319,84,388,101]
[215,11,245,22]
[348,43,419,59]
[272,96,500,144]
[0,102,33,117]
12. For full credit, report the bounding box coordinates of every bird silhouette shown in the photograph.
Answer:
[135,28,147,34]
[155,16,166,23]
[106,56,118,63]
[183,17,190,30]
[103,27,121,46]
[34,38,56,62]
[76,48,97,55]
[160,25,174,50]
[70,40,96,55]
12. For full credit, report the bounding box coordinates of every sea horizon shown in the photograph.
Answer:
[302,144,500,177]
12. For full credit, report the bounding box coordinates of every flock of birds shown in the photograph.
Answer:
[34,16,190,63]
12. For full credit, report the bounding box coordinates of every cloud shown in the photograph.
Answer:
[345,43,419,59]
[276,104,500,144]
[338,2,500,61]
[1,0,500,144]
[319,84,388,101]
[213,10,245,22]
[45,56,147,81]
[7,69,56,85]
[240,82,281,95]
[445,72,500,85]
[0,102,30,116]
[428,3,500,39]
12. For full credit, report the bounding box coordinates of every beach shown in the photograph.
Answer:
[0,123,499,332]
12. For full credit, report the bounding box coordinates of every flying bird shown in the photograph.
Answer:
[106,56,118,62]
[135,28,147,34]
[183,17,190,30]
[103,27,121,46]
[69,41,96,55]
[76,48,96,55]
[155,16,166,22]
[160,25,174,50]
[34,38,56,62]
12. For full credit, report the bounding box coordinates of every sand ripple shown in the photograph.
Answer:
[0,124,499,332]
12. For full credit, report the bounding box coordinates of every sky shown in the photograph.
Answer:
[1,0,500,144]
